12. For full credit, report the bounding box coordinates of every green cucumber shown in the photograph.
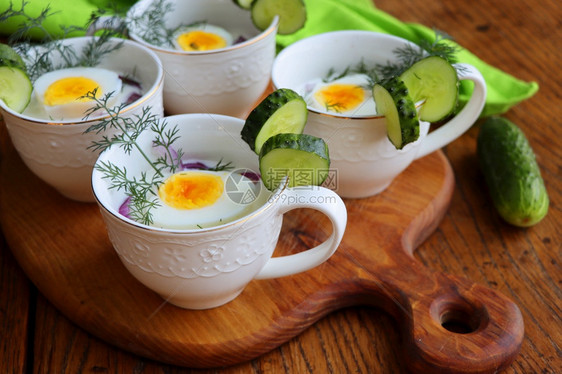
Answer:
[232,0,255,9]
[373,77,420,149]
[241,88,308,154]
[0,66,32,113]
[259,133,330,190]
[0,43,26,71]
[477,116,549,227]
[251,0,307,35]
[399,56,459,122]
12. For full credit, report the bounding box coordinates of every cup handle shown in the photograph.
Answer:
[86,15,128,37]
[415,63,487,159]
[254,186,347,280]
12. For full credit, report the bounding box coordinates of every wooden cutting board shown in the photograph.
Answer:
[0,135,523,373]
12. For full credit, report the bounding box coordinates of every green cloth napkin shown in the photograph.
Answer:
[1,0,538,116]
[277,0,539,117]
[0,0,135,39]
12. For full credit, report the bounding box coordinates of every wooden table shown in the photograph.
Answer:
[1,0,560,372]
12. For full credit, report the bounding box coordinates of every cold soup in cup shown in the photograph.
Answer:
[91,113,347,310]
[272,31,487,198]
[0,36,164,202]
[92,0,279,118]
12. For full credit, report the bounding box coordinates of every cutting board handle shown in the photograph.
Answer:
[359,245,524,373]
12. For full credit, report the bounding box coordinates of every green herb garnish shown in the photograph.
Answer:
[378,30,460,78]
[321,30,461,91]
[207,158,234,172]
[83,89,182,225]
[125,0,177,48]
[323,59,380,88]
[1,1,126,82]
[125,0,210,49]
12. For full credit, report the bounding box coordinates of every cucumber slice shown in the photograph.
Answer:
[0,43,26,71]
[232,0,255,9]
[241,88,308,154]
[251,0,307,35]
[373,77,420,149]
[0,66,32,113]
[259,133,330,190]
[399,56,459,122]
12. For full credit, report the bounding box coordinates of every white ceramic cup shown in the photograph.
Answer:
[95,0,279,118]
[0,37,164,202]
[91,113,347,310]
[272,31,487,198]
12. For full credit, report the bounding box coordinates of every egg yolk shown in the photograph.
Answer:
[314,83,365,113]
[176,30,227,51]
[158,172,224,210]
[43,77,101,106]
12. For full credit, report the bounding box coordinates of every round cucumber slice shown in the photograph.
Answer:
[259,133,330,190]
[373,77,420,149]
[0,66,32,113]
[399,56,459,122]
[241,88,308,154]
[232,0,255,9]
[251,0,307,35]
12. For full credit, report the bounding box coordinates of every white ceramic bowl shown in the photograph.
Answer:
[123,0,278,118]
[92,113,347,309]
[0,37,164,202]
[272,31,486,198]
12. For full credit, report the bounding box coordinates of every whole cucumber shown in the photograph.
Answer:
[477,116,549,227]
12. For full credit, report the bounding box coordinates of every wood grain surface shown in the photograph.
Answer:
[0,122,524,373]
[1,0,561,373]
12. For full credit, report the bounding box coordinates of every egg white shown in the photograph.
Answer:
[305,74,377,116]
[33,67,122,120]
[172,24,234,51]
[150,170,265,230]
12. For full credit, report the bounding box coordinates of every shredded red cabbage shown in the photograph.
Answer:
[119,196,132,219]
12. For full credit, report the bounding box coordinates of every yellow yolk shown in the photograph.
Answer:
[158,172,224,210]
[314,83,365,112]
[43,76,101,106]
[176,30,227,51]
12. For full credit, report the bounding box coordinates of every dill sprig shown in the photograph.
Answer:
[324,101,347,113]
[125,0,211,49]
[321,30,462,90]
[323,59,381,86]
[377,30,460,78]
[207,158,234,172]
[126,0,177,48]
[2,1,125,82]
[0,0,57,43]
[95,160,161,226]
[151,122,184,174]
[83,90,182,224]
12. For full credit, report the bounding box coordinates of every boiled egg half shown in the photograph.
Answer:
[306,74,377,116]
[173,24,234,52]
[151,169,263,230]
[34,67,122,120]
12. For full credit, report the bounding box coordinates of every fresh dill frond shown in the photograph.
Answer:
[320,30,462,88]
[83,90,183,224]
[323,66,351,83]
[207,158,234,172]
[126,0,177,48]
[0,0,58,43]
[377,29,461,78]
[79,29,124,68]
[324,101,345,113]
[95,160,162,225]
[2,1,126,82]
[322,59,380,90]
[151,120,184,174]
